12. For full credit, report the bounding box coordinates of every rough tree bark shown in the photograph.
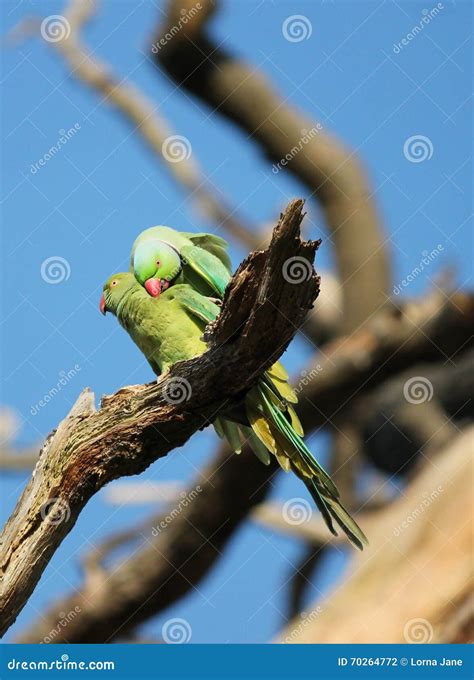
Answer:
[0,198,319,637]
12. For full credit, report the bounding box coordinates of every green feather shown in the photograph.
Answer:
[167,285,221,325]
[215,418,242,453]
[183,232,233,272]
[181,243,230,297]
[240,426,271,466]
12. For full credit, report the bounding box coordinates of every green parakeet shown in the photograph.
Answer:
[130,226,232,298]
[100,273,368,550]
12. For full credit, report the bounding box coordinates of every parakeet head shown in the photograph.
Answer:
[132,239,182,297]
[100,272,137,316]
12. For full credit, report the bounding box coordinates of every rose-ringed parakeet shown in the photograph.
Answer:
[100,273,368,550]
[130,226,232,298]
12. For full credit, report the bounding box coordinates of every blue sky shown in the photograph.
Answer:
[1,0,472,643]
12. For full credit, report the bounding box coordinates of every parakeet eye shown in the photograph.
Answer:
[155,260,161,266]
[111,280,118,287]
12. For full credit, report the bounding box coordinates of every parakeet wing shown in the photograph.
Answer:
[169,284,221,325]
[183,232,233,273]
[180,244,231,297]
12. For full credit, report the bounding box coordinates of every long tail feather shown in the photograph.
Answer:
[258,387,339,497]
[243,376,368,550]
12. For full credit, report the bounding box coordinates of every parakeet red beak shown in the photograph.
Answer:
[144,278,169,297]
[99,294,107,315]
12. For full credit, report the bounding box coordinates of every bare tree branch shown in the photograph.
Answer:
[360,349,474,474]
[296,290,474,433]
[0,198,319,637]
